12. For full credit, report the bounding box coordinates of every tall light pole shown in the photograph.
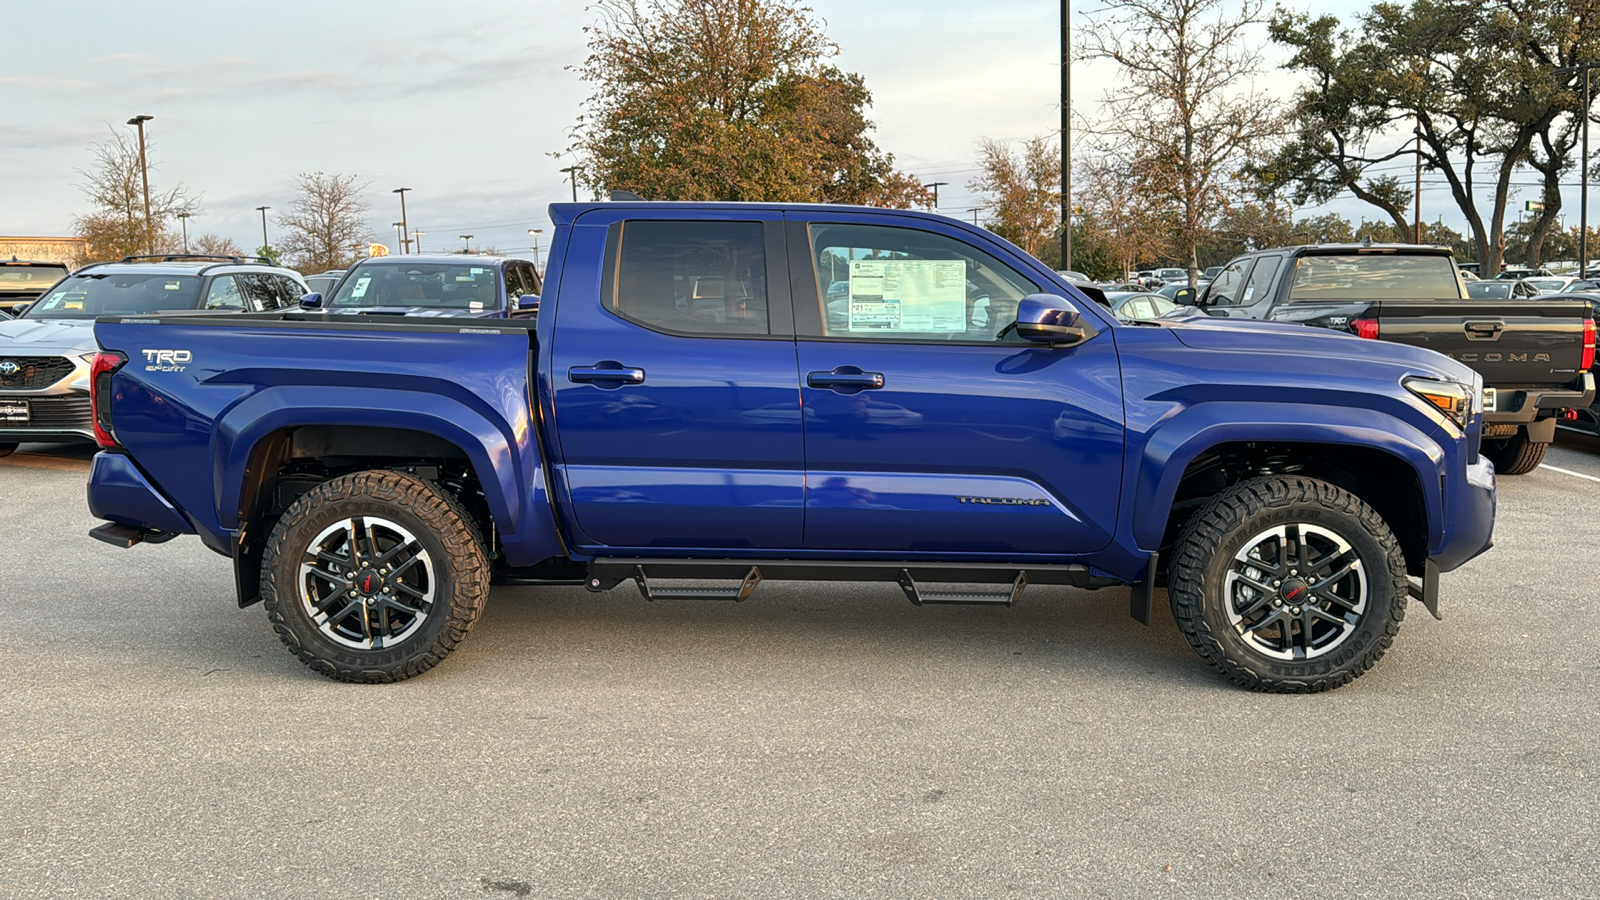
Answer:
[1061,2,1072,272]
[393,188,413,253]
[255,206,271,254]
[923,181,948,211]
[528,228,544,270]
[175,211,191,253]
[1557,64,1596,275]
[560,166,579,202]
[127,115,154,254]
[1414,126,1424,244]
[393,221,406,252]
[460,234,474,254]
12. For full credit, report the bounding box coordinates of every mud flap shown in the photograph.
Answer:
[1406,558,1441,620]
[1129,552,1158,626]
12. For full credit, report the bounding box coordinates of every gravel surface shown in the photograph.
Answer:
[1,438,1596,899]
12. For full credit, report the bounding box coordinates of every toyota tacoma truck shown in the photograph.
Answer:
[84,202,1496,692]
[1175,244,1595,474]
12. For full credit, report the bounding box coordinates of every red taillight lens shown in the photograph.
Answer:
[1351,318,1380,339]
[1582,318,1595,372]
[89,351,126,448]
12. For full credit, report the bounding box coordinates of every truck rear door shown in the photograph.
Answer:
[1371,300,1590,385]
[547,208,804,550]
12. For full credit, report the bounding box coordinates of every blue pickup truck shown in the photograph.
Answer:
[84,202,1496,692]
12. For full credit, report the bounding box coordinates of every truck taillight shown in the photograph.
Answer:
[1351,318,1379,339]
[90,351,126,448]
[1583,318,1595,372]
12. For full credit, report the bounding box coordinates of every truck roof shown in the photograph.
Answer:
[546,200,967,227]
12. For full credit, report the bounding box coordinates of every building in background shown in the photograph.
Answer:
[0,236,90,267]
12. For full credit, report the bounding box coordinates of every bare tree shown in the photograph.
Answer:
[191,233,244,257]
[71,126,196,262]
[1079,0,1285,287]
[277,173,372,273]
[967,136,1063,266]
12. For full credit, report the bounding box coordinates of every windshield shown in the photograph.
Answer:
[25,273,200,318]
[1466,281,1513,299]
[1285,254,1461,302]
[327,263,500,310]
[0,265,69,294]
[1523,278,1564,292]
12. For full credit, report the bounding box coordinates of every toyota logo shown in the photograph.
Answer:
[0,361,19,376]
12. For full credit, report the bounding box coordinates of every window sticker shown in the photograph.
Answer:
[1243,287,1254,302]
[847,259,966,333]
[470,268,484,274]
[469,301,484,310]
[350,277,370,299]
[165,281,181,291]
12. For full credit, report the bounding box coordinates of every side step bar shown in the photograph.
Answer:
[587,558,1121,607]
[88,522,179,549]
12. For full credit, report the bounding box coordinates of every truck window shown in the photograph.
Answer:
[611,221,769,335]
[806,223,1037,341]
[204,275,244,310]
[1241,255,1282,305]
[1203,258,1252,306]
[1286,254,1460,301]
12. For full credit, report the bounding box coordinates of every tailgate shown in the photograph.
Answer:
[1373,300,1589,386]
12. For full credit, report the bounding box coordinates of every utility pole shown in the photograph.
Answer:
[255,206,271,254]
[1557,63,1597,276]
[393,188,413,253]
[127,115,154,253]
[923,182,948,211]
[175,211,191,253]
[1414,126,1423,244]
[412,230,424,253]
[1061,1,1072,271]
[560,166,580,202]
[529,228,544,270]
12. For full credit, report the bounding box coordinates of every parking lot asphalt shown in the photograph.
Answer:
[2,439,1597,899]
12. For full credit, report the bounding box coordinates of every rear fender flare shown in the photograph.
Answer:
[1130,402,1447,553]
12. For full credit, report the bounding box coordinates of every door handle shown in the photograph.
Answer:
[1464,321,1503,341]
[569,364,646,384]
[806,369,885,391]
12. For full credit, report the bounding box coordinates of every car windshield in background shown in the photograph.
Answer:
[327,264,499,310]
[1523,278,1565,293]
[1285,254,1460,302]
[24,273,200,318]
[0,265,68,293]
[1466,282,1514,299]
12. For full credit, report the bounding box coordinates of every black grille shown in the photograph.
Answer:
[16,396,93,429]
[0,356,75,389]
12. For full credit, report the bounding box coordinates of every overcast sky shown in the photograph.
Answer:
[5,0,1563,262]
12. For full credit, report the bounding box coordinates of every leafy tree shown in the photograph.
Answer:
[1078,0,1286,287]
[968,136,1064,267]
[71,126,195,263]
[1070,150,1173,279]
[277,172,372,273]
[571,0,928,207]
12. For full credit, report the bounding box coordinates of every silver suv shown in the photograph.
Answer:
[0,255,307,455]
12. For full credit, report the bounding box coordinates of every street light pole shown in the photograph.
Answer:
[412,231,424,253]
[393,222,405,252]
[1557,63,1597,276]
[1061,1,1072,272]
[460,234,473,254]
[393,188,412,253]
[175,211,191,253]
[127,115,154,253]
[560,166,579,203]
[255,206,271,254]
[1414,126,1423,244]
[923,182,948,211]
[528,228,544,270]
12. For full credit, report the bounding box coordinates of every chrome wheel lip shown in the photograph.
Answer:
[298,515,435,651]
[1223,522,1368,661]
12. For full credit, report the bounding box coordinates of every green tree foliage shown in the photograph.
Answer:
[1069,150,1174,280]
[571,0,929,207]
[967,136,1064,267]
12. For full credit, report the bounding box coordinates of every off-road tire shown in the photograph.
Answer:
[1481,428,1547,476]
[261,470,490,683]
[1168,475,1408,693]
[0,443,16,458]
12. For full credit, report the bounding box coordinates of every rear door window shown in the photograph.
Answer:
[610,221,770,335]
[1286,254,1461,301]
[1241,255,1282,306]
[204,275,244,310]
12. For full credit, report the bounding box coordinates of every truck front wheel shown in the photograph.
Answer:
[1480,427,1547,475]
[261,470,490,683]
[1167,476,1408,693]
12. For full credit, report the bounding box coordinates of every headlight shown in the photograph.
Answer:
[1404,377,1471,432]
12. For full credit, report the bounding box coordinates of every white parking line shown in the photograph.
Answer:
[1539,463,1600,484]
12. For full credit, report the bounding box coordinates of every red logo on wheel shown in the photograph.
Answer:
[1285,586,1305,601]
[362,575,374,593]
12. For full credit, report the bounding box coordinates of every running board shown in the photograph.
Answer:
[88,522,180,549]
[585,558,1120,606]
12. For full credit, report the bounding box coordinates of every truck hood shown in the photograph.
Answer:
[0,317,97,354]
[1160,315,1477,385]
[322,306,503,319]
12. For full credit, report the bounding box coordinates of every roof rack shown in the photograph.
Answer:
[116,254,273,265]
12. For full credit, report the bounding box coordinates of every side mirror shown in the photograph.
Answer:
[299,293,323,309]
[517,294,540,311]
[13,302,31,315]
[1015,294,1098,346]
[1173,288,1196,306]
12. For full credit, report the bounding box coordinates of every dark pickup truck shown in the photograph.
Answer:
[1178,244,1595,474]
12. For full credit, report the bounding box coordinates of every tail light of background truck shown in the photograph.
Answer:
[1351,318,1379,339]
[89,351,126,448]
[1583,318,1595,372]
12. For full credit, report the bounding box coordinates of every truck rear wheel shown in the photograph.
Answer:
[1480,427,1547,476]
[261,470,490,683]
[1167,476,1408,693]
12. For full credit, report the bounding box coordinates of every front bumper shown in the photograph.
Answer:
[1433,455,1496,574]
[0,353,94,443]
[86,452,192,534]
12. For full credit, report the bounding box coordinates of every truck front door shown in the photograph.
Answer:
[548,211,804,550]
[787,214,1126,555]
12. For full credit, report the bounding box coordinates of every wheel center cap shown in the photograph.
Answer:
[1280,578,1310,603]
[353,569,383,596]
